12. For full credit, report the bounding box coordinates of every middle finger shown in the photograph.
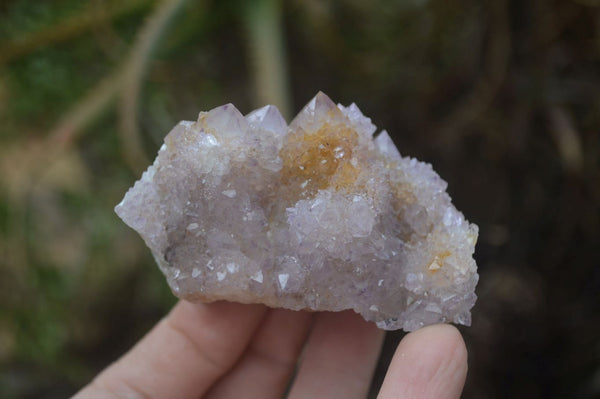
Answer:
[206,308,314,399]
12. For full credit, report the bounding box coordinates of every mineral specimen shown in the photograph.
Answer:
[115,92,479,331]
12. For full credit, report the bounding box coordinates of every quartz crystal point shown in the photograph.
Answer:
[115,92,479,331]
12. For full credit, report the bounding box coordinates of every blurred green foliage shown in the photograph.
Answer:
[1,0,599,398]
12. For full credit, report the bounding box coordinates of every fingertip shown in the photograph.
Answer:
[378,324,468,399]
[417,324,468,388]
[406,323,467,367]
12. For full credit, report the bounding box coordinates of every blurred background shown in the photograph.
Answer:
[0,0,599,397]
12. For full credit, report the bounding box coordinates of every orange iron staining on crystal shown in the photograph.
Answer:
[280,122,359,200]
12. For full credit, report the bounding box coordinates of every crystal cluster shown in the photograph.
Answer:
[115,92,478,331]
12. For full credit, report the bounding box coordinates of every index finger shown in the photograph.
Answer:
[73,300,267,399]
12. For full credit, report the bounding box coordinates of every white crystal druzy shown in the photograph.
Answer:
[115,92,478,331]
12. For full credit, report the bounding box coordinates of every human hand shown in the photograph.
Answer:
[73,301,467,398]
